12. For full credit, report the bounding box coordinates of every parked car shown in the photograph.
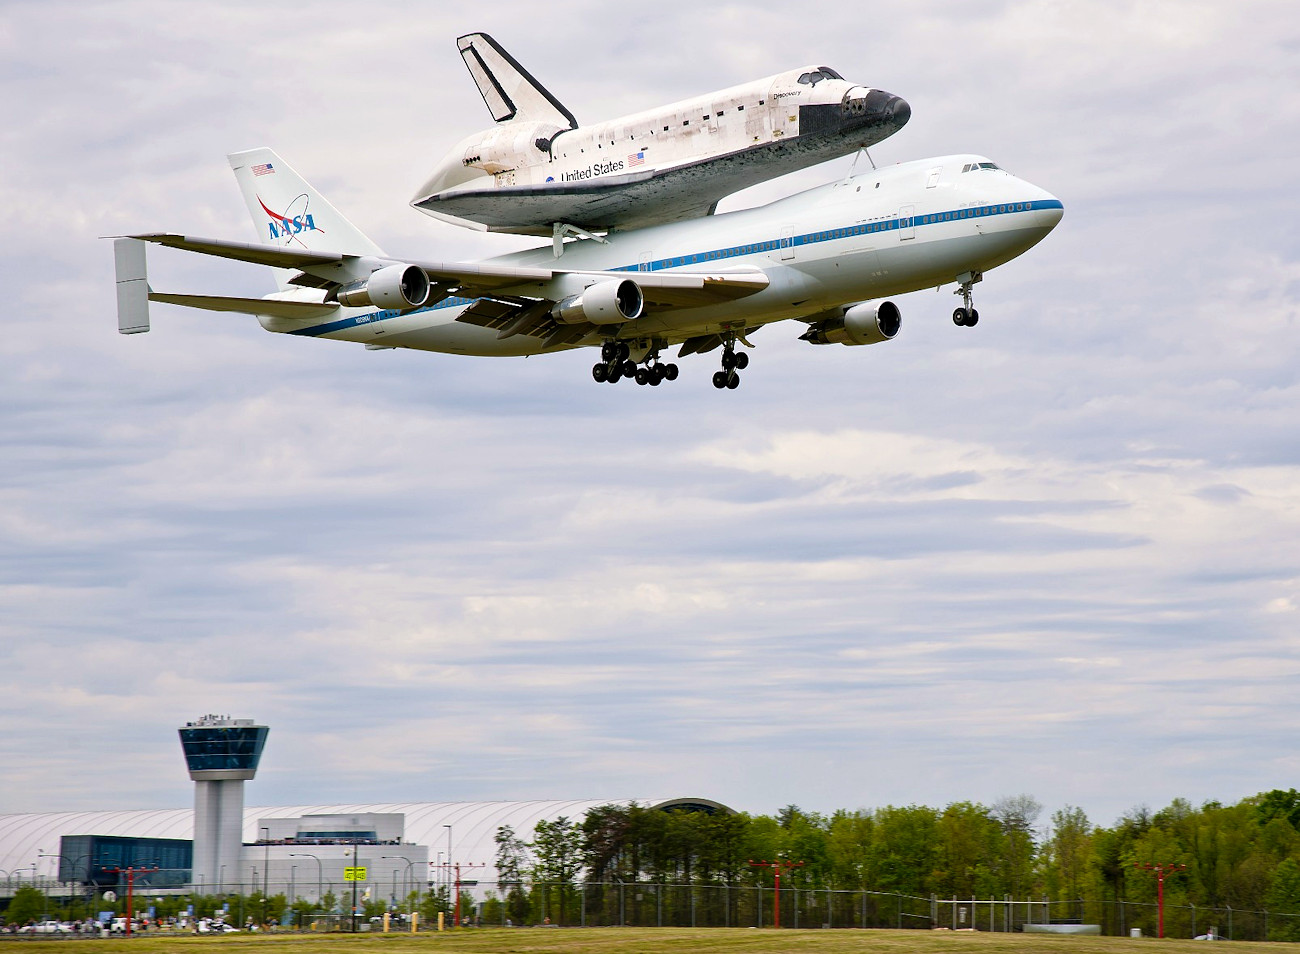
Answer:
[20,921,70,934]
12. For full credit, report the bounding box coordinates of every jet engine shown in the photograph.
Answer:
[801,300,901,345]
[335,264,431,310]
[554,278,645,325]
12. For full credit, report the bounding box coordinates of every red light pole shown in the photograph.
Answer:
[103,866,159,937]
[1134,862,1187,938]
[748,860,803,929]
[433,862,486,927]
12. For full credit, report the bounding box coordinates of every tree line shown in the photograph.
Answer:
[491,790,1300,938]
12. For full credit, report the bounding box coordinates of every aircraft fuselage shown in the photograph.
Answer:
[270,154,1062,356]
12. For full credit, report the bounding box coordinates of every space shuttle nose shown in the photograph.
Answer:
[857,89,911,133]
[888,95,911,129]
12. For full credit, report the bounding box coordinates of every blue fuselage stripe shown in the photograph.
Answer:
[289,198,1064,337]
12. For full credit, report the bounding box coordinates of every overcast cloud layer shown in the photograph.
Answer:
[2,0,1299,830]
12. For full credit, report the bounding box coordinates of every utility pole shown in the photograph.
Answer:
[351,843,360,933]
[1134,862,1187,938]
[103,866,159,937]
[434,862,486,928]
[748,860,803,929]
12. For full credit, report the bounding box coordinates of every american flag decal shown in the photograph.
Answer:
[627,151,645,167]
[252,163,275,177]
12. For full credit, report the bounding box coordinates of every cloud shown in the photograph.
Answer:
[0,0,1299,835]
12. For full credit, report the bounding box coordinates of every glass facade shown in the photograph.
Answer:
[178,724,268,772]
[59,834,193,888]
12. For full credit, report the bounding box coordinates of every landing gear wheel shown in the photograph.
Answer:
[664,363,679,381]
[593,363,608,382]
[734,351,750,370]
[617,342,631,361]
[601,342,616,361]
[608,367,622,383]
[621,360,636,377]
[649,370,662,386]
[953,307,969,326]
[967,309,979,326]
[635,368,649,385]
[722,351,736,370]
[712,370,728,389]
[651,365,666,384]
[726,372,741,390]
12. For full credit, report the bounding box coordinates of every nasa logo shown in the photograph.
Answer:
[258,193,324,245]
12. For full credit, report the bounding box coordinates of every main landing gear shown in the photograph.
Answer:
[592,340,679,386]
[952,271,983,327]
[711,340,749,390]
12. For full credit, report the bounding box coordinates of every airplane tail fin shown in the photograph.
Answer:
[456,33,577,129]
[228,148,385,290]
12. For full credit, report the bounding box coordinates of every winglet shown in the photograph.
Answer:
[114,238,150,334]
[456,33,577,129]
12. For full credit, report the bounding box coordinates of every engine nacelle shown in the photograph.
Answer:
[335,264,430,310]
[801,300,901,345]
[554,278,645,325]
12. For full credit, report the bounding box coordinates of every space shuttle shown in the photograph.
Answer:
[411,33,911,238]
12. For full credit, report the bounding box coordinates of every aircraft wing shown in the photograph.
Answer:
[129,233,349,270]
[452,268,769,344]
[120,233,767,346]
[125,233,764,303]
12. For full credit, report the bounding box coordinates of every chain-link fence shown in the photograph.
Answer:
[6,876,1300,940]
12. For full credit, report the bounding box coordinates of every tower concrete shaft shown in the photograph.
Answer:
[179,715,268,892]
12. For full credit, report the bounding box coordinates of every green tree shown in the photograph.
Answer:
[495,824,531,923]
[1267,858,1300,940]
[1046,805,1092,900]
[5,884,45,925]
[532,816,584,925]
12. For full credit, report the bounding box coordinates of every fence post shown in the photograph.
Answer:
[1228,904,1233,940]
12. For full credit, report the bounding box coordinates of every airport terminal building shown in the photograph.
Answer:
[0,715,730,906]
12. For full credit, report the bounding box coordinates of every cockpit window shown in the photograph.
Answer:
[798,68,841,86]
[961,162,1002,173]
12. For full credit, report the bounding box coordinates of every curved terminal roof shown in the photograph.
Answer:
[0,797,727,883]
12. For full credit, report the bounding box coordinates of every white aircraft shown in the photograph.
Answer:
[114,147,1062,390]
[410,33,911,238]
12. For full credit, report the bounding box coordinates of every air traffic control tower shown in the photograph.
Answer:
[178,715,268,891]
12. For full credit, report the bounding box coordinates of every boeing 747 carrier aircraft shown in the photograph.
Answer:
[115,148,1062,390]
[411,33,911,237]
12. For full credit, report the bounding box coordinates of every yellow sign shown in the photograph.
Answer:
[343,867,367,882]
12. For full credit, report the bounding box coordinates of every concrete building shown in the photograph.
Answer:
[178,715,268,892]
[1,798,728,902]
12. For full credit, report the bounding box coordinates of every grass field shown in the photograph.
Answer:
[5,928,1286,954]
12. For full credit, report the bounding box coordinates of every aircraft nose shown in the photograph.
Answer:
[1036,196,1064,230]
[860,88,911,131]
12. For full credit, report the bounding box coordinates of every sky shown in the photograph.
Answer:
[2,0,1299,836]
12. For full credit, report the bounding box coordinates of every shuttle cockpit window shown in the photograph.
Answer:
[798,68,841,86]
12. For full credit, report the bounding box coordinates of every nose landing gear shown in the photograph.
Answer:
[952,271,983,327]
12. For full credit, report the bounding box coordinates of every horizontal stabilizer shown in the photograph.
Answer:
[148,292,340,320]
[114,238,150,334]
